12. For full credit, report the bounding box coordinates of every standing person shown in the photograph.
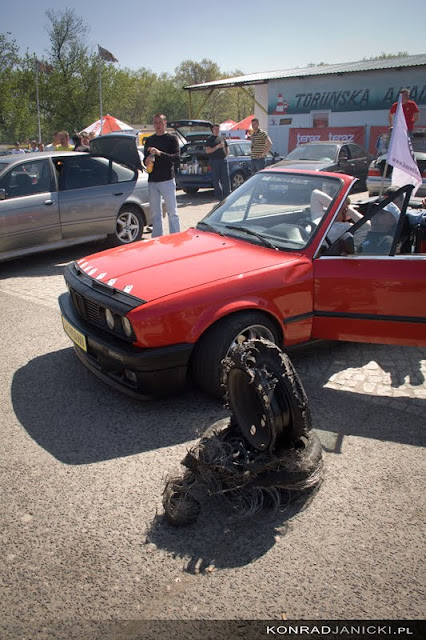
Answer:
[55,131,74,151]
[29,140,39,152]
[72,134,89,152]
[11,141,25,155]
[45,131,61,151]
[37,142,44,152]
[250,118,272,174]
[205,123,231,200]
[375,130,390,157]
[143,114,180,237]
[80,132,90,147]
[389,88,419,134]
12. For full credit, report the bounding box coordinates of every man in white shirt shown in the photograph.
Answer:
[11,141,25,155]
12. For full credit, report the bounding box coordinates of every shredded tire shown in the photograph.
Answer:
[222,339,312,451]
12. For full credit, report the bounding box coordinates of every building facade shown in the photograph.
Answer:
[185,54,426,156]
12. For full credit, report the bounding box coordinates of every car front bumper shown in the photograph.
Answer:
[59,292,194,398]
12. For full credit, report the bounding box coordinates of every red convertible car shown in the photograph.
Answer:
[59,168,426,398]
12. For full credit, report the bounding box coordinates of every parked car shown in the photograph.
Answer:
[275,141,373,190]
[0,133,151,263]
[367,130,426,197]
[59,168,426,400]
[169,119,282,194]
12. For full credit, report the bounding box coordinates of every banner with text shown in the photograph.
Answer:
[289,127,366,152]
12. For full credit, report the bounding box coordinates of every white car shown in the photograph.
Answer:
[367,131,426,197]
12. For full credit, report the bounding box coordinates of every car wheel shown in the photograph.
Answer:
[191,311,281,399]
[222,339,312,451]
[231,171,246,191]
[110,205,145,246]
[183,187,199,195]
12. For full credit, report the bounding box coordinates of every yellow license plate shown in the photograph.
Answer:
[62,316,87,352]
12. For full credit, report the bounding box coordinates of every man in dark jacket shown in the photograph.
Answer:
[144,114,180,237]
[205,124,231,200]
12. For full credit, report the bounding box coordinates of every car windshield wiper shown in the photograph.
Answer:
[224,224,278,249]
[196,220,225,236]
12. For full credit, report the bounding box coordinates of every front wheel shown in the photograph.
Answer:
[109,206,145,246]
[231,171,246,191]
[182,187,199,195]
[191,311,281,398]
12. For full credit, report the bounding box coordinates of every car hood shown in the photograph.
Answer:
[76,228,302,303]
[274,159,333,171]
[90,133,143,171]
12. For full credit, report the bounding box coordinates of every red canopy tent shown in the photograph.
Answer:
[230,115,254,131]
[81,114,133,137]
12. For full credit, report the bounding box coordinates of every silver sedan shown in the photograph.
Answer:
[0,139,152,262]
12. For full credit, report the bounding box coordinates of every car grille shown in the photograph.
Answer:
[69,286,136,342]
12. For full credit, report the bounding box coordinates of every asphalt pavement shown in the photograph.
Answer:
[0,189,425,639]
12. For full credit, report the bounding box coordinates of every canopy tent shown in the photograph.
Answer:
[219,119,237,132]
[231,115,254,131]
[81,114,133,136]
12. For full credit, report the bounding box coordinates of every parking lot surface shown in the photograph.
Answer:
[0,189,425,639]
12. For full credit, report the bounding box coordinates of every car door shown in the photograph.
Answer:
[312,208,426,346]
[228,142,251,175]
[0,157,60,252]
[56,155,137,239]
[347,143,370,183]
[336,144,356,177]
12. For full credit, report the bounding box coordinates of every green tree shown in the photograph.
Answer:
[0,33,25,142]
[41,8,101,135]
[107,67,158,125]
[363,52,409,60]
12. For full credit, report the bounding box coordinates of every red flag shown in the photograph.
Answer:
[98,45,118,63]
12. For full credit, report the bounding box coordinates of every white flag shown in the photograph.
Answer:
[387,94,421,194]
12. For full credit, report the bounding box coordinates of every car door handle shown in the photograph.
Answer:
[44,199,53,205]
[113,192,124,196]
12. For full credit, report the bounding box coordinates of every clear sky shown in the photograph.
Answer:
[4,0,426,77]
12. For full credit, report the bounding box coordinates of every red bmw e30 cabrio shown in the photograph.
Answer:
[59,167,426,399]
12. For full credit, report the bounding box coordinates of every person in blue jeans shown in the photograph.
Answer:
[205,124,231,200]
[144,114,181,237]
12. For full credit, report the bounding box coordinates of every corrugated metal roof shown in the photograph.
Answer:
[184,54,426,91]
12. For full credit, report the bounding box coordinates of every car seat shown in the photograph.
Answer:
[66,165,83,190]
[14,173,34,196]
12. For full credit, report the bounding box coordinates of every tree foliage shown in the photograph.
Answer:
[363,51,409,61]
[0,10,255,144]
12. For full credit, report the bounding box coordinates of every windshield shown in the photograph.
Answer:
[198,172,342,251]
[286,144,337,162]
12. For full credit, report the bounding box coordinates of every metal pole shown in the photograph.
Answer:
[378,160,389,197]
[99,57,103,135]
[188,90,192,119]
[35,61,42,142]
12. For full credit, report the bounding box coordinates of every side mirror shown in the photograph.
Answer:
[0,188,6,201]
